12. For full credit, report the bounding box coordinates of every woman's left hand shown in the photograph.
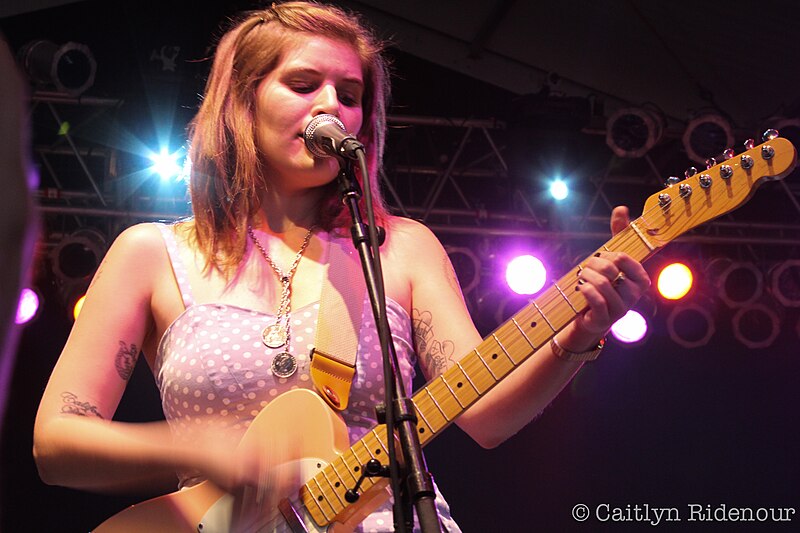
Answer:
[573,206,651,336]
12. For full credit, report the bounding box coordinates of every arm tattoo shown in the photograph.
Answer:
[412,308,456,377]
[60,392,104,418]
[115,341,139,381]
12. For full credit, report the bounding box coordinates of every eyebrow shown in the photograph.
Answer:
[282,67,364,87]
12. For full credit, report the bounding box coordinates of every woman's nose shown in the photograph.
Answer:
[311,85,340,117]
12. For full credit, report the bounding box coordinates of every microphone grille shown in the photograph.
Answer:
[304,114,346,158]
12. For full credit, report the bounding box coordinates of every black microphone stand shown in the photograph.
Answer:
[337,154,442,533]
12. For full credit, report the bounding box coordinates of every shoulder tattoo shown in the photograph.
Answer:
[60,392,104,418]
[115,341,139,381]
[412,308,456,377]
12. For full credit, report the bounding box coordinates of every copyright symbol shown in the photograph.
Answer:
[572,503,590,522]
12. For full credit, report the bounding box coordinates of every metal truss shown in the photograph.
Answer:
[33,109,800,262]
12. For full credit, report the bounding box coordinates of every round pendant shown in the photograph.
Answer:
[262,324,287,349]
[271,352,298,378]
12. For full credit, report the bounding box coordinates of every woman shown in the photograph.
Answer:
[33,2,649,531]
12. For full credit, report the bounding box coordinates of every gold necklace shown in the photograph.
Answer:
[248,226,315,378]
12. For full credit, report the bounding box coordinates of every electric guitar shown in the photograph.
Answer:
[95,135,797,532]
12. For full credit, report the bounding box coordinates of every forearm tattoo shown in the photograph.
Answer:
[115,341,139,381]
[60,392,103,418]
[412,308,456,377]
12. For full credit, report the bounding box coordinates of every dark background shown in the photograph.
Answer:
[1,1,799,531]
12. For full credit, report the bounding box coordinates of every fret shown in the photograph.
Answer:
[414,400,434,435]
[349,448,376,491]
[532,301,555,332]
[456,360,480,395]
[321,468,346,507]
[492,333,518,366]
[359,439,377,461]
[440,374,466,409]
[312,476,339,518]
[630,220,656,251]
[553,282,578,314]
[511,318,537,350]
[300,485,326,525]
[419,386,450,427]
[306,479,334,522]
[474,349,498,380]
[333,456,357,484]
[428,377,461,419]
[602,244,610,251]
[371,428,389,455]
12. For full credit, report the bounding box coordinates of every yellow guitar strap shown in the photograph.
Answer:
[310,236,365,411]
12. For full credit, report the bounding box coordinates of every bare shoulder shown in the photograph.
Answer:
[384,216,445,257]
[97,223,175,284]
[109,222,168,259]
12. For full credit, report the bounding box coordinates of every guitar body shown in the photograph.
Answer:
[94,389,390,532]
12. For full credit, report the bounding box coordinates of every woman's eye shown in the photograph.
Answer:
[289,82,316,94]
[339,93,361,107]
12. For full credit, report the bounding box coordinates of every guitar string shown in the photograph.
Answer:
[239,143,778,528]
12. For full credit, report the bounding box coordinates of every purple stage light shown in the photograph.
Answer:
[506,255,547,295]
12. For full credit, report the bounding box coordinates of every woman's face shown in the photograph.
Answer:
[254,35,365,194]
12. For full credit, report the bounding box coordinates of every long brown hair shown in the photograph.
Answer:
[187,1,391,274]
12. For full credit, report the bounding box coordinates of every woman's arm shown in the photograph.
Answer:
[33,224,195,492]
[395,208,650,449]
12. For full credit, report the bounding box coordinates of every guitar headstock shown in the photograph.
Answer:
[639,132,796,246]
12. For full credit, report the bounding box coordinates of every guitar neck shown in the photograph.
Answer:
[410,219,658,444]
[299,221,659,524]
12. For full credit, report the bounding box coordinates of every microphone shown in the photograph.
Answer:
[304,114,364,160]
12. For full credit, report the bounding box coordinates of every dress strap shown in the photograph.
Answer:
[154,223,195,309]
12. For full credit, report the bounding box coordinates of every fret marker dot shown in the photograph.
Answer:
[419,427,425,433]
[457,382,463,388]
[354,466,360,472]
[492,353,498,359]
[335,482,341,487]
[531,321,537,328]
[318,495,323,501]
[375,449,381,455]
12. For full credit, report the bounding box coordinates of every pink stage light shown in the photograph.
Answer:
[15,287,41,325]
[610,310,648,344]
[506,255,547,295]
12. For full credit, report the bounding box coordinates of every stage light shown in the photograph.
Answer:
[682,112,734,165]
[610,310,648,344]
[506,255,547,295]
[18,40,96,96]
[769,260,800,307]
[149,148,183,181]
[716,261,763,308]
[657,262,693,300]
[15,288,41,325]
[731,303,780,349]
[548,179,569,201]
[51,228,107,284]
[605,106,664,158]
[72,294,87,321]
[666,301,716,349]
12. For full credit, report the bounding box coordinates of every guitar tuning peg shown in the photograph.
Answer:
[743,138,755,150]
[684,167,698,178]
[722,148,735,160]
[705,157,716,169]
[665,176,681,187]
[762,128,779,141]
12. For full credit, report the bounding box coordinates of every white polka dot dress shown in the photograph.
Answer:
[154,224,460,532]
